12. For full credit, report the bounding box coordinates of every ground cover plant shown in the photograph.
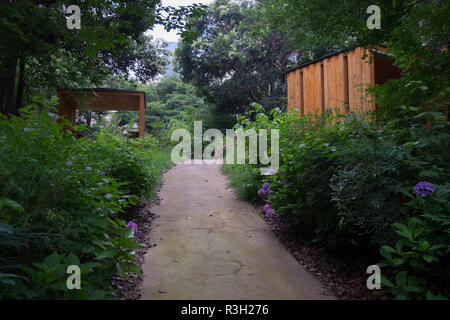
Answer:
[0,98,171,299]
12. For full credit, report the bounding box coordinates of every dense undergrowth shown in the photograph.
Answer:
[222,79,450,299]
[0,98,172,299]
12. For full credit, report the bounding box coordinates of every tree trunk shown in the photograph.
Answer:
[0,54,19,115]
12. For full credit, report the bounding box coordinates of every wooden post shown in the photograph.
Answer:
[57,92,76,132]
[139,93,145,139]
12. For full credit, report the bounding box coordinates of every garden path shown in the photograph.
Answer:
[141,161,333,299]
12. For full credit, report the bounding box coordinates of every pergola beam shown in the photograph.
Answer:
[57,88,146,138]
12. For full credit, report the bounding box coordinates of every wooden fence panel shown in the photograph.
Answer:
[287,46,386,116]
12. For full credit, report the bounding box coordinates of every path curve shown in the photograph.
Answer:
[141,161,333,300]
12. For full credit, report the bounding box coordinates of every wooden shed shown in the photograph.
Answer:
[287,47,401,116]
[57,88,146,138]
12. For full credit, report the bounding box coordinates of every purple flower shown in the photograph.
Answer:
[262,182,270,190]
[267,188,274,195]
[414,181,434,197]
[263,204,270,212]
[258,188,266,197]
[126,221,138,235]
[265,208,275,218]
[65,161,73,166]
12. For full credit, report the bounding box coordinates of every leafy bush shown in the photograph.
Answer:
[379,218,448,300]
[222,100,449,298]
[0,98,166,299]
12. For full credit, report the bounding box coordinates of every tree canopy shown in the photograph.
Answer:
[174,0,297,115]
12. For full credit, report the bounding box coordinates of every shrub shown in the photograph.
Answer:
[223,101,448,260]
[0,98,165,299]
[379,217,448,300]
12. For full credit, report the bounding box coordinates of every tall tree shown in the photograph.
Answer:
[174,0,297,115]
[0,0,204,115]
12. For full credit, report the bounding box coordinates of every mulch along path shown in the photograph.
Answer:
[111,196,389,300]
[260,211,390,300]
[111,199,159,300]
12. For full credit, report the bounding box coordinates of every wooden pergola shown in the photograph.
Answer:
[57,88,146,138]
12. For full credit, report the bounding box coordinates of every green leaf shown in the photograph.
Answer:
[64,253,80,266]
[0,198,25,213]
[395,271,407,289]
[426,291,448,300]
[380,245,395,259]
[43,252,62,267]
[391,258,404,266]
[96,249,115,259]
[421,241,431,251]
[380,274,395,288]
[422,255,436,263]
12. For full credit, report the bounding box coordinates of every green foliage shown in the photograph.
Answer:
[0,97,168,299]
[223,100,449,299]
[379,218,448,300]
[110,76,234,147]
[221,164,262,203]
[0,0,175,114]
[175,0,297,114]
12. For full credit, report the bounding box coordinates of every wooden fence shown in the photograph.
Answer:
[287,47,401,116]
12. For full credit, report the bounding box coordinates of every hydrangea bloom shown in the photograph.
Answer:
[262,182,270,190]
[265,208,275,218]
[414,181,434,197]
[258,188,266,197]
[267,189,274,195]
[126,221,138,235]
[65,161,72,166]
[263,204,271,212]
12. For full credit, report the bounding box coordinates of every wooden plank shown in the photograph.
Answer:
[355,47,363,113]
[313,63,322,113]
[139,93,146,139]
[287,71,295,111]
[323,59,329,111]
[341,54,349,114]
[64,93,140,111]
[303,65,311,114]
[320,63,325,114]
[331,55,339,112]
[361,48,372,113]
[295,69,301,114]
[347,49,356,112]
[58,90,143,97]
[299,71,304,116]
[333,55,339,111]
[308,64,319,114]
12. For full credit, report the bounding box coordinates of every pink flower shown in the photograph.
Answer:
[263,204,270,212]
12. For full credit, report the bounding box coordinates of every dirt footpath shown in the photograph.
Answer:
[141,161,333,300]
